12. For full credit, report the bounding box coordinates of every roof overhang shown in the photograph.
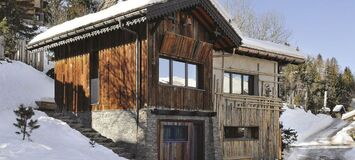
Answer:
[27,0,242,53]
[237,46,306,64]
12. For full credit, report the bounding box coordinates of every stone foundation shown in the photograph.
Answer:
[74,109,221,160]
[137,109,222,160]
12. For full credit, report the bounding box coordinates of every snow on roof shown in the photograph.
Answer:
[29,0,244,47]
[342,109,355,120]
[333,105,345,112]
[241,37,305,60]
[209,0,243,37]
[29,0,166,45]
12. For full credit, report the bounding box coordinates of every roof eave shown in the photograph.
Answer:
[27,8,148,51]
[237,46,306,64]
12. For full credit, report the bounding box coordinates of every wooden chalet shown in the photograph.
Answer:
[27,0,243,159]
[213,37,305,159]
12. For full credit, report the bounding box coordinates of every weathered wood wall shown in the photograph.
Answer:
[54,25,147,112]
[215,94,281,160]
[159,121,204,160]
[148,10,214,111]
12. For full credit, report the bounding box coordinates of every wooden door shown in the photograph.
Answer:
[159,121,204,160]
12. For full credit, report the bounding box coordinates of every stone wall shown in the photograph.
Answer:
[137,109,222,160]
[91,109,142,144]
[75,108,222,160]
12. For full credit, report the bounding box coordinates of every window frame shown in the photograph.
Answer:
[158,56,200,89]
[224,126,259,141]
[163,125,189,142]
[224,72,254,95]
[90,51,100,105]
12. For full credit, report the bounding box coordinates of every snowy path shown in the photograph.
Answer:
[287,146,352,160]
[286,119,354,160]
[303,119,349,143]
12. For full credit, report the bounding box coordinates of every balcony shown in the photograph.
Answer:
[215,94,282,111]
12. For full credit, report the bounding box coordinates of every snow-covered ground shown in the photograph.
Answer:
[281,106,335,142]
[281,105,355,159]
[0,61,125,160]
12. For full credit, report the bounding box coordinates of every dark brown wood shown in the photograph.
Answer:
[158,121,204,160]
[54,26,148,112]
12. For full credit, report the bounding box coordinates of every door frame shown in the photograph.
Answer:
[158,119,205,160]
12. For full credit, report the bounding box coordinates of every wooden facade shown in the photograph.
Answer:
[53,26,148,112]
[215,94,282,159]
[148,10,215,111]
[212,43,304,159]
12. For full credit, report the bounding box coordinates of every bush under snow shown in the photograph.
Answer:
[0,61,125,160]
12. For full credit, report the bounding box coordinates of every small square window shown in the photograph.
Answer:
[224,126,259,140]
[163,125,188,142]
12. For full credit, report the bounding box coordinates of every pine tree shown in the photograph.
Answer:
[336,67,355,109]
[0,0,37,58]
[44,0,99,25]
[325,58,340,110]
[13,104,40,141]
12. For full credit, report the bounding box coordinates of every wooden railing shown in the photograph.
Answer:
[215,93,282,112]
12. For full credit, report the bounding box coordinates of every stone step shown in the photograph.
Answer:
[78,128,95,132]
[101,142,117,148]
[43,111,136,159]
[82,132,101,138]
[93,138,113,143]
[68,123,86,129]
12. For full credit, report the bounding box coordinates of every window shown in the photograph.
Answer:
[159,57,199,88]
[90,51,99,104]
[187,64,197,87]
[224,72,254,95]
[172,61,186,86]
[163,125,188,142]
[224,126,259,140]
[159,58,170,84]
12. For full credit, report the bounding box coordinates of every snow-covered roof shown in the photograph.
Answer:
[342,110,355,120]
[209,0,243,37]
[333,105,345,112]
[29,0,243,48]
[29,0,166,45]
[241,37,306,60]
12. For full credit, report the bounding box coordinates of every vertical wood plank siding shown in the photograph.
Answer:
[54,25,147,112]
[216,95,281,159]
[148,11,214,111]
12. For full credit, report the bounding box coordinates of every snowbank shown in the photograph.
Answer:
[280,106,334,142]
[0,61,53,111]
[0,61,124,160]
[332,122,355,144]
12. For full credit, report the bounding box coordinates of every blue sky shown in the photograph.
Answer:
[219,0,355,71]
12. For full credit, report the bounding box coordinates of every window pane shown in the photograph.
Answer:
[243,75,249,95]
[187,64,197,87]
[159,58,170,84]
[163,125,188,142]
[224,126,259,140]
[224,73,230,93]
[172,60,186,86]
[232,74,242,94]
